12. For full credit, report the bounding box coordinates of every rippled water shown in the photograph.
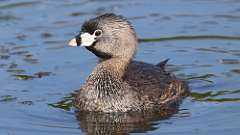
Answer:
[0,0,240,135]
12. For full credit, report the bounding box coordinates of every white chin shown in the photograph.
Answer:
[68,38,78,47]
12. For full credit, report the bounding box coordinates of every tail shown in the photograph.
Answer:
[156,59,169,70]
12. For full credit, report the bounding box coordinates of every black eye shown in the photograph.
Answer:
[94,29,102,37]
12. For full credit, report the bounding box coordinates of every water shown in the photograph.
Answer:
[0,0,240,135]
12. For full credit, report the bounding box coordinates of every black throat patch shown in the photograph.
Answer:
[86,45,112,59]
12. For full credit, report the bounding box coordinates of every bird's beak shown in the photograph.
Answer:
[68,33,96,47]
[68,38,79,47]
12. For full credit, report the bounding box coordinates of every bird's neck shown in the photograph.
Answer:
[96,57,131,78]
[84,57,130,100]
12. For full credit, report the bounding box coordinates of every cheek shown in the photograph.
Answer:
[94,42,112,53]
[95,37,116,52]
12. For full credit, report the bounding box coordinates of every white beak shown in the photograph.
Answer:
[80,33,96,47]
[68,32,96,47]
[68,38,78,46]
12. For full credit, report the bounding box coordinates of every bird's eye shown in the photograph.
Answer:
[94,29,102,37]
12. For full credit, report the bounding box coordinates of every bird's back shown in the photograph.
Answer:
[123,61,189,109]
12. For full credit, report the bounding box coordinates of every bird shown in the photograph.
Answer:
[68,13,189,113]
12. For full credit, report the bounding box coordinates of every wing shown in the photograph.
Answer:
[123,61,188,107]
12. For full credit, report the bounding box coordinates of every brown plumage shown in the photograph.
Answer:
[68,13,189,113]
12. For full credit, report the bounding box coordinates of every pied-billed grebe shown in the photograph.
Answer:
[68,13,189,112]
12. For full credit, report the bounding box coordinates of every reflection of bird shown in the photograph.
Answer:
[76,107,178,135]
[68,13,189,112]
